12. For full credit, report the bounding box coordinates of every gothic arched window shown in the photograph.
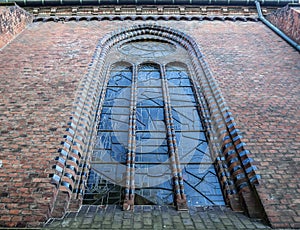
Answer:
[52,25,261,217]
[83,40,225,210]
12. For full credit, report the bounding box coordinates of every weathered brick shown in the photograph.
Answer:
[0,10,299,228]
[0,5,32,49]
[266,5,300,44]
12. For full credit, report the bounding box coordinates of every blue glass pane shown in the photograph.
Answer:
[99,107,130,131]
[87,62,225,207]
[136,133,168,155]
[135,179,173,205]
[136,152,169,163]
[111,144,127,162]
[94,132,128,153]
[108,66,132,86]
[99,112,112,130]
[166,64,188,72]
[92,149,110,161]
[103,88,121,106]
[166,67,191,87]
[175,131,204,146]
[139,64,161,72]
[183,165,225,206]
[136,107,165,131]
[137,88,164,107]
[177,140,210,163]
[138,65,161,87]
[136,127,168,154]
[168,87,196,106]
[134,163,173,201]
[92,149,127,163]
[172,107,204,131]
[94,132,111,149]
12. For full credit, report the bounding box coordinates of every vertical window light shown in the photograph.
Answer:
[84,62,224,206]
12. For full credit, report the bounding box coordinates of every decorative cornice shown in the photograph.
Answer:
[25,5,277,18]
[33,15,259,22]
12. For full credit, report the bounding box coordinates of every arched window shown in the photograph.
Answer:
[83,40,225,210]
[52,25,261,216]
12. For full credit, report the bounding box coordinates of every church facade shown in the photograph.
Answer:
[0,0,299,228]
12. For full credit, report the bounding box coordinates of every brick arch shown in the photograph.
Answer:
[49,24,265,219]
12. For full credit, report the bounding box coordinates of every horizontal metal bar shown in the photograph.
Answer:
[106,85,131,88]
[136,105,200,108]
[90,161,215,164]
[102,104,201,108]
[96,129,207,132]
[97,129,128,132]
[136,129,206,132]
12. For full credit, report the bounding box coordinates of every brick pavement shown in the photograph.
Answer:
[44,205,270,229]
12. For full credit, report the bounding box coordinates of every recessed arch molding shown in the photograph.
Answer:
[49,24,266,221]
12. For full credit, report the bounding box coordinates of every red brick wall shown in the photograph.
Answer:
[187,21,300,229]
[0,21,107,227]
[0,20,299,228]
[0,5,32,49]
[266,5,300,44]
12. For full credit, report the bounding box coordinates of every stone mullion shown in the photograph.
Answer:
[123,65,137,211]
[160,65,188,211]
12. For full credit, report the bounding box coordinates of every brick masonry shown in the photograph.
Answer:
[266,5,300,44]
[0,19,299,228]
[0,5,32,49]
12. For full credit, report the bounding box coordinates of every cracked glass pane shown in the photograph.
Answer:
[176,134,208,163]
[84,169,123,205]
[94,132,128,156]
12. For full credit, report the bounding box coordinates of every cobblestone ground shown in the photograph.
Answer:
[44,205,270,229]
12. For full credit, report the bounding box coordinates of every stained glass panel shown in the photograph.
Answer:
[84,60,224,207]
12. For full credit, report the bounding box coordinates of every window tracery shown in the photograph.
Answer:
[51,25,261,217]
[84,41,225,209]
